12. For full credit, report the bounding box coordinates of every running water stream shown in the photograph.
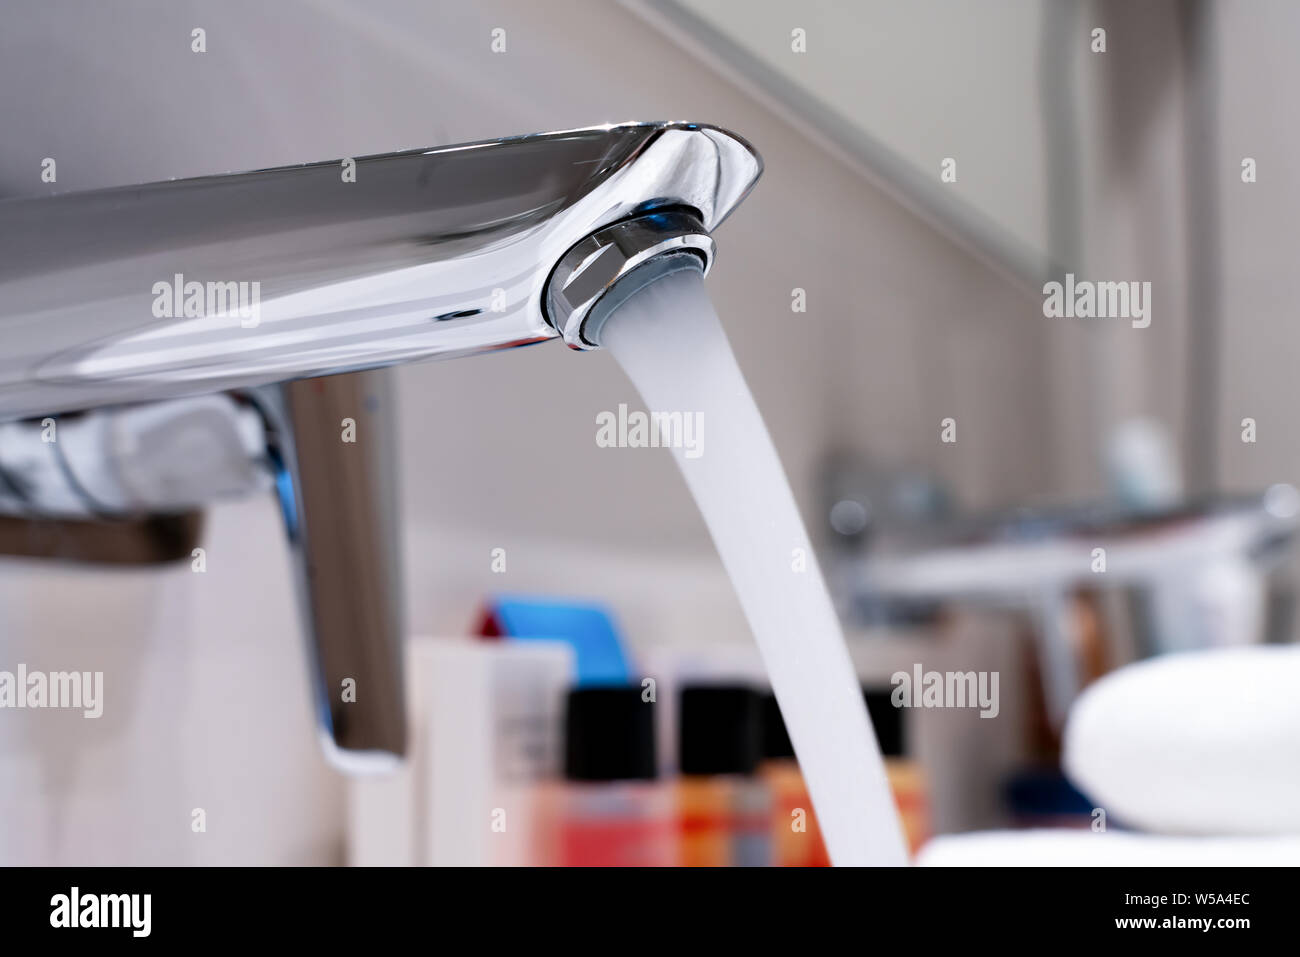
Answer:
[601,268,907,867]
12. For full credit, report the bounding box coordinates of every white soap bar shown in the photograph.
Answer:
[1063,646,1300,835]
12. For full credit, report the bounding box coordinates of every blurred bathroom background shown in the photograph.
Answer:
[1,0,1297,864]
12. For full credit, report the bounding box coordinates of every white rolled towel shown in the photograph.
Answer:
[1063,645,1300,835]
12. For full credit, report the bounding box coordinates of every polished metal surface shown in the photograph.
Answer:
[263,371,408,770]
[0,122,761,421]
[544,208,714,348]
[0,395,269,518]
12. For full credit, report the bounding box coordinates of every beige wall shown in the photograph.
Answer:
[1215,0,1300,495]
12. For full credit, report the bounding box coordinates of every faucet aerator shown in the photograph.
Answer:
[544,209,714,350]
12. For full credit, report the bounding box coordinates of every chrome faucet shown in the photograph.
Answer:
[0,122,762,768]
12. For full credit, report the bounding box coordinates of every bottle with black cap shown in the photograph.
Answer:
[677,684,773,866]
[550,685,675,866]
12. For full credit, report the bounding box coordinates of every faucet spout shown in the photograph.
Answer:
[0,122,761,421]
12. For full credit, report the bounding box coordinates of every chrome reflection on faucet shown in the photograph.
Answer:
[0,123,764,768]
[0,122,760,417]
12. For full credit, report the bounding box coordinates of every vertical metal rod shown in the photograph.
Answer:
[273,370,408,767]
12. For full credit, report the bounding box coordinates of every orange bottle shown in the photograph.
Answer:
[677,686,772,866]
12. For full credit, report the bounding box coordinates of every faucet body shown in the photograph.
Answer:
[0,123,759,418]
[0,123,762,767]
